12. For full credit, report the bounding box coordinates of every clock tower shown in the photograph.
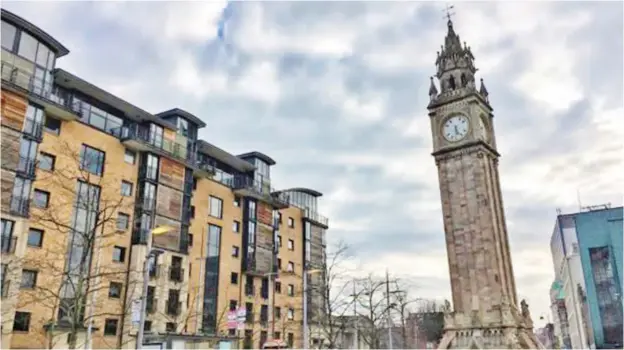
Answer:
[428,18,543,349]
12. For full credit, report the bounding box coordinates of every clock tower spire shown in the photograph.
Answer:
[428,11,543,350]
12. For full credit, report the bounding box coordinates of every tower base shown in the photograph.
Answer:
[437,302,544,349]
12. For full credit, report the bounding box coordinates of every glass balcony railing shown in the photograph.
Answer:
[22,119,43,140]
[114,124,188,161]
[303,208,329,228]
[9,196,30,217]
[0,62,80,115]
[1,235,17,254]
[16,156,37,178]
[233,176,290,208]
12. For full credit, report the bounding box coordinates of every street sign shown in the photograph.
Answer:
[236,307,246,330]
[226,310,237,329]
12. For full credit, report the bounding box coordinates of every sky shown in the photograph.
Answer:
[4,1,622,328]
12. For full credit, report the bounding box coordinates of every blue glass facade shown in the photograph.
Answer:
[576,207,623,349]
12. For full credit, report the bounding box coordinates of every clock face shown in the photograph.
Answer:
[442,115,469,142]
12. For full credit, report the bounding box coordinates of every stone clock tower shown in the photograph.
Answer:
[428,19,543,349]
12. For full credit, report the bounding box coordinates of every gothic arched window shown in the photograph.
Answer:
[449,75,456,90]
[461,73,468,87]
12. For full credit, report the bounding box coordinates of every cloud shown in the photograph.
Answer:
[4,0,621,330]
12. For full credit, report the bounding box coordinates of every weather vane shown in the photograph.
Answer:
[443,4,456,22]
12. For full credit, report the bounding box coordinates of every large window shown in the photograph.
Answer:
[209,196,223,219]
[24,104,44,137]
[73,97,123,136]
[590,246,623,345]
[177,118,189,137]
[202,224,222,332]
[1,21,16,50]
[149,124,164,148]
[10,177,32,214]
[18,138,38,173]
[1,219,15,253]
[80,144,105,176]
[146,154,159,180]
[17,31,38,62]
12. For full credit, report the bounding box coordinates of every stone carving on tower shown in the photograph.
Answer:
[427,14,543,350]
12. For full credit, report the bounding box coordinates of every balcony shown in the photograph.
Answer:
[192,158,216,179]
[0,61,80,121]
[169,267,184,283]
[16,156,37,179]
[166,300,181,316]
[22,119,43,141]
[1,235,17,254]
[146,298,157,314]
[115,124,188,162]
[9,196,30,217]
[303,208,329,229]
[233,176,290,209]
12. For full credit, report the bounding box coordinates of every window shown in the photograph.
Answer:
[188,233,193,247]
[277,258,282,270]
[146,154,159,180]
[177,118,189,137]
[144,321,152,332]
[232,246,240,257]
[44,116,61,135]
[277,235,282,247]
[287,284,294,296]
[278,212,282,224]
[20,270,37,289]
[80,145,105,176]
[288,239,294,250]
[124,149,135,164]
[229,300,238,311]
[287,262,294,272]
[27,228,43,247]
[231,272,239,284]
[275,281,282,293]
[260,330,268,348]
[1,21,16,50]
[17,31,38,61]
[275,307,282,319]
[104,319,118,336]
[190,205,195,219]
[2,219,15,253]
[287,308,294,320]
[13,312,30,332]
[165,322,176,332]
[121,181,133,196]
[233,220,240,233]
[109,282,122,298]
[32,189,49,208]
[274,331,281,341]
[112,246,126,263]
[38,153,55,171]
[589,246,623,344]
[117,213,130,231]
[209,196,223,218]
[234,196,241,207]
[288,217,294,228]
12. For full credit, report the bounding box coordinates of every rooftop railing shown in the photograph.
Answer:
[233,176,289,207]
[114,124,188,161]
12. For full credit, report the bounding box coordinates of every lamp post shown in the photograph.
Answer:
[136,225,173,349]
[303,268,322,349]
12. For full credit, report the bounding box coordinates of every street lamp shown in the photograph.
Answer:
[303,268,322,349]
[136,225,174,349]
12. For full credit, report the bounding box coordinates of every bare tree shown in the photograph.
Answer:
[353,273,394,349]
[411,299,447,347]
[308,240,358,348]
[7,140,136,349]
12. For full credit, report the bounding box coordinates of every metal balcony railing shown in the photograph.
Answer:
[22,119,44,141]
[1,235,17,254]
[303,208,329,228]
[16,156,37,178]
[114,124,187,161]
[9,196,30,217]
[146,298,157,314]
[169,267,184,282]
[0,61,81,113]
[232,176,290,208]
[166,300,181,316]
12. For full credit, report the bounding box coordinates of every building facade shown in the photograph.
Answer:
[0,9,328,349]
[549,206,623,349]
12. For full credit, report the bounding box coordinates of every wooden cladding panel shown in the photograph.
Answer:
[254,223,274,274]
[1,90,27,131]
[152,215,181,251]
[156,185,183,220]
[257,202,273,226]
[1,126,21,170]
[1,169,15,214]
[159,157,185,191]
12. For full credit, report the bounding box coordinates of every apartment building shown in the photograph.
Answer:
[0,9,329,349]
[549,205,623,349]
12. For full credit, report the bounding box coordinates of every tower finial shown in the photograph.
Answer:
[443,4,456,25]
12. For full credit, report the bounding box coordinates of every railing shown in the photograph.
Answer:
[303,208,329,227]
[9,196,30,217]
[169,267,184,282]
[166,300,181,316]
[1,235,17,254]
[22,119,43,140]
[16,156,37,178]
[232,176,290,206]
[0,61,80,112]
[114,124,187,160]
[146,298,157,314]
